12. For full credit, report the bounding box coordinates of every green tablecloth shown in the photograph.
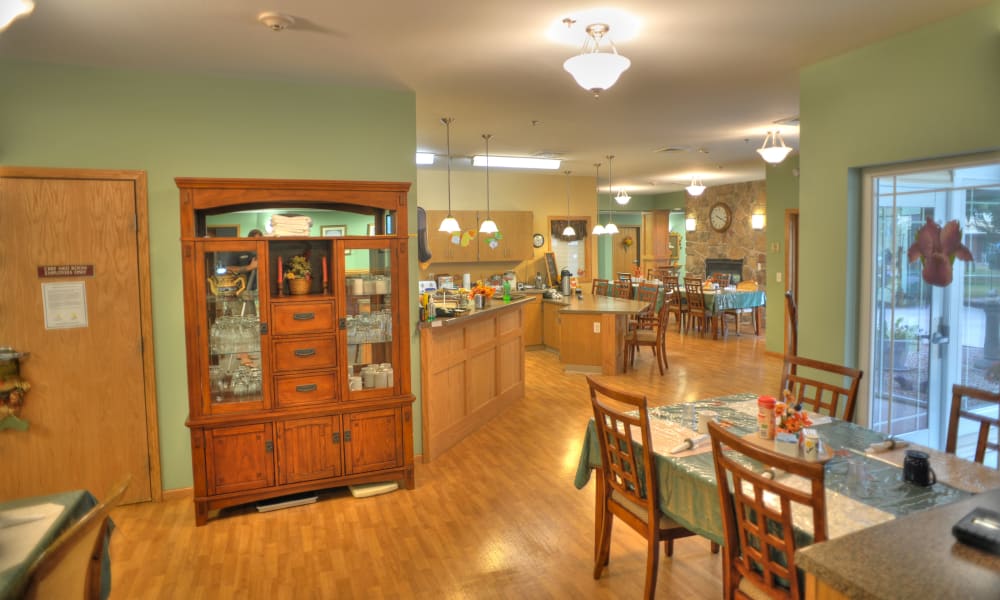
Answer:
[574,393,970,545]
[704,290,766,315]
[0,490,105,600]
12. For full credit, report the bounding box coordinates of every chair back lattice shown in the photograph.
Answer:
[592,279,610,296]
[780,355,863,422]
[708,421,827,600]
[588,379,657,520]
[612,281,633,299]
[683,278,706,312]
[947,385,1000,468]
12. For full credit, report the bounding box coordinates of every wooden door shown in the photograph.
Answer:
[0,168,158,504]
[785,209,800,354]
[276,416,343,484]
[613,226,640,278]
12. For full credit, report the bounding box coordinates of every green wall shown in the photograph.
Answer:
[764,156,800,353]
[798,1,1000,365]
[0,61,417,491]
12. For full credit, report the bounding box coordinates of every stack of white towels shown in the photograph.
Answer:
[270,214,312,237]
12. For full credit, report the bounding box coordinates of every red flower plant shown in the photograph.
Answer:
[906,217,973,287]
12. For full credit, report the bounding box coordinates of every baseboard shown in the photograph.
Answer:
[161,487,193,502]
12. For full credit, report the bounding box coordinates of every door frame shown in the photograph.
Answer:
[0,166,162,501]
[784,209,799,355]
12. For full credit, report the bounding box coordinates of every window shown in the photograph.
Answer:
[548,217,592,281]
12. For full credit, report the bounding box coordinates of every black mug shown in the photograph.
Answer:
[903,450,936,486]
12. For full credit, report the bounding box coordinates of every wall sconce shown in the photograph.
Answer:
[751,213,766,230]
[685,216,697,232]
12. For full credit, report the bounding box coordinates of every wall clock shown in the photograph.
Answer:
[709,203,733,233]
[532,233,545,248]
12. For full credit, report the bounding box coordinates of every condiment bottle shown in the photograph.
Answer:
[758,395,776,440]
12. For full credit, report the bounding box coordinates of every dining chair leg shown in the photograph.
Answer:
[594,510,614,578]
[645,535,660,600]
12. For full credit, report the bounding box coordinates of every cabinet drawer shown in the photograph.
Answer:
[272,336,337,372]
[275,372,338,408]
[271,302,335,335]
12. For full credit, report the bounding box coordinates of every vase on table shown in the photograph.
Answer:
[288,278,310,295]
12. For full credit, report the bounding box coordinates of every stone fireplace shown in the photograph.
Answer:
[705,258,745,283]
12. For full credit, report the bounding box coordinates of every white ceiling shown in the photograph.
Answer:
[0,0,987,194]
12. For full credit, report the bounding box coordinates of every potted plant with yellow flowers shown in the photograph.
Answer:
[284,254,312,295]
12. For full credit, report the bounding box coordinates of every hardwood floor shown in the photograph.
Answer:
[109,328,781,599]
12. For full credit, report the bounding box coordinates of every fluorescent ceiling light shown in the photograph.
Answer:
[415,152,435,165]
[472,155,560,170]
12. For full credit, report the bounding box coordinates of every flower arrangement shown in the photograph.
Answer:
[622,236,634,251]
[284,255,311,280]
[907,217,972,287]
[777,390,813,434]
[470,281,495,298]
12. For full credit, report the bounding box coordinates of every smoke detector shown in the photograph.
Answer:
[258,12,294,32]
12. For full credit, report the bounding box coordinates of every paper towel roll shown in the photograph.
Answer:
[462,273,471,289]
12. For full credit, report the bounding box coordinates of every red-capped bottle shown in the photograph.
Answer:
[758,395,776,440]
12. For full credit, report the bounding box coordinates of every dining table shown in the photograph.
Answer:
[697,288,767,339]
[0,490,105,600]
[574,393,1000,597]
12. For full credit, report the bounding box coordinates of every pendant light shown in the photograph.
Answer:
[615,189,631,205]
[479,133,499,234]
[591,162,606,235]
[757,130,793,164]
[686,177,706,196]
[562,20,631,97]
[562,170,576,237]
[437,117,461,234]
[604,155,620,235]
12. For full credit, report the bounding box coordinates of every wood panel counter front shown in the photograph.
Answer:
[419,297,532,461]
[555,295,651,375]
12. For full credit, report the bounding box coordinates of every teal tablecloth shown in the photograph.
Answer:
[574,393,970,545]
[0,490,105,600]
[704,290,766,315]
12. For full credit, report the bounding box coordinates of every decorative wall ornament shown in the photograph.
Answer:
[0,347,31,431]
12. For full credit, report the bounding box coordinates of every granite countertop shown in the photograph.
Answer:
[416,294,535,329]
[796,486,1000,599]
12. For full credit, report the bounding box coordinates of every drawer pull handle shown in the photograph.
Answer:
[293,312,315,321]
[293,348,316,357]
[295,384,318,393]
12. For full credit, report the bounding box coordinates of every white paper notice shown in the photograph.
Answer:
[42,281,89,329]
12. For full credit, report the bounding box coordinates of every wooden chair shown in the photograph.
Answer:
[781,354,864,422]
[709,272,732,287]
[20,476,131,600]
[587,377,710,599]
[616,272,633,284]
[633,282,661,331]
[683,277,709,334]
[624,298,670,375]
[612,281,633,299]
[708,420,827,600]
[592,278,610,296]
[664,276,687,331]
[723,280,760,336]
[651,267,674,282]
[946,385,1000,468]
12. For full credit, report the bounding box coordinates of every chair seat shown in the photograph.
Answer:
[737,576,777,600]
[632,329,657,344]
[611,490,685,530]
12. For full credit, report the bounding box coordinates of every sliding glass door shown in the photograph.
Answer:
[864,154,1000,462]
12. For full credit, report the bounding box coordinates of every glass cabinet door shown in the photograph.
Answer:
[344,244,395,394]
[202,244,265,409]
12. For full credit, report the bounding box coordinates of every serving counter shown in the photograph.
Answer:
[418,296,533,461]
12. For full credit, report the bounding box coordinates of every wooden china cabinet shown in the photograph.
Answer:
[177,178,414,525]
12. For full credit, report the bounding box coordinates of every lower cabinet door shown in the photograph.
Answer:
[276,415,344,484]
[205,423,276,495]
[344,407,403,475]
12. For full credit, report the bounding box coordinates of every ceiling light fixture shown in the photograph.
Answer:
[562,19,631,97]
[562,171,576,237]
[604,155,620,235]
[471,155,560,170]
[615,188,631,205]
[437,117,461,234]
[479,134,499,234]
[686,177,706,196]
[0,0,33,31]
[415,152,435,165]
[591,163,606,235]
[757,130,793,164]
[257,11,295,32]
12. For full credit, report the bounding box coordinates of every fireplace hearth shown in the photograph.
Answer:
[704,258,744,283]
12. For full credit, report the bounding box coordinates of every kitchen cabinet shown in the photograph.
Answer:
[425,210,533,263]
[542,300,564,350]
[426,210,479,262]
[178,177,414,525]
[522,294,542,346]
[478,211,533,262]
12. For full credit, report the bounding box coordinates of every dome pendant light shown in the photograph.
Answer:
[562,20,631,97]
[757,130,793,164]
[591,162,606,235]
[479,134,499,234]
[562,171,576,237]
[686,177,706,196]
[604,155,620,235]
[437,117,461,234]
[615,188,631,205]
